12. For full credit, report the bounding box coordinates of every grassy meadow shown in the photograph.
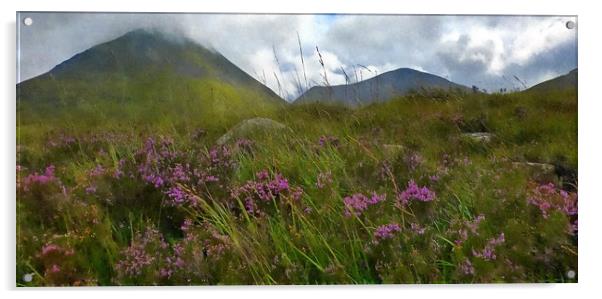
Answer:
[16,86,577,285]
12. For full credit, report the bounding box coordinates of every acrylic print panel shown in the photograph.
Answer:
[16,12,577,286]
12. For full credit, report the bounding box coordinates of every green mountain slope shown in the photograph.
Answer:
[526,69,577,93]
[17,29,285,129]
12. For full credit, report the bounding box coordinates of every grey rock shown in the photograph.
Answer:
[512,162,555,173]
[511,162,557,182]
[462,132,494,143]
[216,117,288,145]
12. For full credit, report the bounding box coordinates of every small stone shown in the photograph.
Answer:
[462,132,494,142]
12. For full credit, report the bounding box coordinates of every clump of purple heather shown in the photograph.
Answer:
[373,223,401,244]
[88,165,105,177]
[472,233,505,261]
[454,215,485,245]
[115,221,235,283]
[396,180,436,206]
[41,243,66,257]
[528,182,578,235]
[159,243,186,279]
[528,183,577,219]
[458,259,475,275]
[20,165,66,195]
[343,192,385,217]
[130,137,237,208]
[115,228,167,278]
[164,186,195,206]
[35,241,82,285]
[230,170,303,216]
[136,137,178,188]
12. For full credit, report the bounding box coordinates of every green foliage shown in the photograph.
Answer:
[16,87,577,285]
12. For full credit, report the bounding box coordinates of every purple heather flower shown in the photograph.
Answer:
[165,186,188,205]
[170,164,190,182]
[396,180,436,205]
[256,170,269,181]
[273,174,289,191]
[21,165,59,191]
[455,229,468,245]
[231,171,303,216]
[89,165,105,177]
[181,219,193,234]
[373,223,402,243]
[41,243,60,256]
[152,176,164,188]
[528,183,577,219]
[343,192,385,217]
[472,233,505,261]
[459,259,475,275]
[410,223,426,235]
[49,264,61,273]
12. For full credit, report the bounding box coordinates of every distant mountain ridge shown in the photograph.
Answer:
[294,68,470,106]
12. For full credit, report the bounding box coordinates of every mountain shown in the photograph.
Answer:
[294,68,470,106]
[17,29,285,125]
[525,69,577,92]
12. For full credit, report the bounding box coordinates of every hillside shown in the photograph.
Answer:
[17,29,285,128]
[294,68,470,106]
[526,68,577,93]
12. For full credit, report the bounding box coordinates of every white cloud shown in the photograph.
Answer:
[18,13,577,99]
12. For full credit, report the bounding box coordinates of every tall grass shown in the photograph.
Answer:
[16,86,577,285]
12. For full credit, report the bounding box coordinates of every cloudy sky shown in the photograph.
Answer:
[17,13,577,100]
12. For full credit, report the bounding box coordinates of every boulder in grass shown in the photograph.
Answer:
[216,117,288,145]
[511,161,557,183]
[462,132,495,143]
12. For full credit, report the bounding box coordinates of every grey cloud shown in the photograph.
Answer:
[320,15,444,66]
[17,13,577,98]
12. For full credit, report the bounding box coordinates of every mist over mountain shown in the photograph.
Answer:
[17,29,285,119]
